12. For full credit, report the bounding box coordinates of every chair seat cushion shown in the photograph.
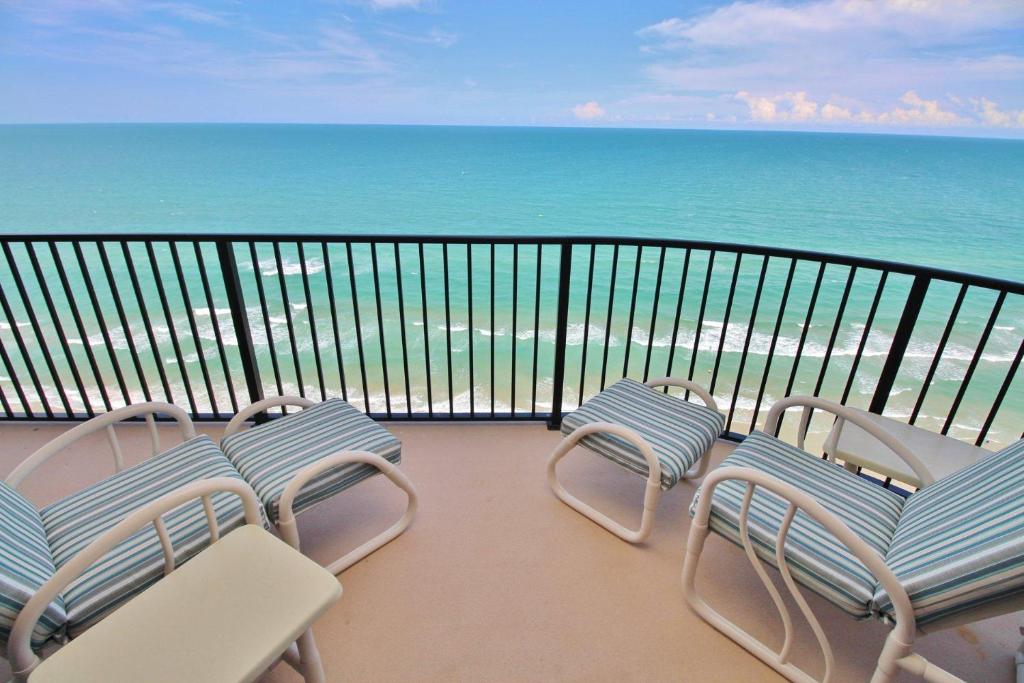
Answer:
[691,431,905,619]
[39,436,251,638]
[221,399,402,522]
[873,439,1024,626]
[0,482,66,651]
[561,378,724,490]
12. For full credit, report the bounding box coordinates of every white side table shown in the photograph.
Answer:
[824,407,991,488]
[30,525,342,683]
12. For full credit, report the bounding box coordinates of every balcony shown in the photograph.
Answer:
[0,233,1021,681]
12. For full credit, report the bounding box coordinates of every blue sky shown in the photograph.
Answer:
[2,0,1024,137]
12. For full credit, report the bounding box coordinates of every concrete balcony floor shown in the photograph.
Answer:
[1,421,1019,682]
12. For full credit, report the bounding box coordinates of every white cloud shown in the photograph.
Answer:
[637,0,1024,133]
[572,101,606,121]
[638,0,1024,49]
[736,90,969,127]
[972,97,1024,128]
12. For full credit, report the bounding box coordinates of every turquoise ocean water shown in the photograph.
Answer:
[0,125,1021,449]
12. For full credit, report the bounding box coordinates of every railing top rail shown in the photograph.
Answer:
[1,232,1021,294]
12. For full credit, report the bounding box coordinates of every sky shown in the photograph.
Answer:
[1,0,1024,137]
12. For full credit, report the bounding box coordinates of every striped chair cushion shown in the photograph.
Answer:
[691,431,905,619]
[221,398,402,523]
[0,482,66,651]
[39,436,251,638]
[873,439,1024,626]
[561,378,724,490]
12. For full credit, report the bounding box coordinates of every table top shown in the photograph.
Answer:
[31,525,342,683]
[827,408,992,488]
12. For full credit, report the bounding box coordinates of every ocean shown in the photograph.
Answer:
[0,124,1021,449]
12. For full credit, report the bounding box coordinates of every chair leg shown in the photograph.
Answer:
[276,452,420,575]
[546,428,663,544]
[294,628,326,683]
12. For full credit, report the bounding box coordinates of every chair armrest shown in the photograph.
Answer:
[643,377,720,413]
[689,465,917,644]
[4,402,196,490]
[764,396,934,487]
[222,396,318,439]
[8,477,263,680]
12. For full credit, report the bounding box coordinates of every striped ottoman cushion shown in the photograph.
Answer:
[561,378,724,490]
[40,436,251,638]
[221,398,402,522]
[874,439,1024,626]
[691,431,905,619]
[0,482,66,651]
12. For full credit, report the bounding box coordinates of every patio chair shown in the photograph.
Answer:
[221,396,419,574]
[682,395,1024,683]
[548,377,725,543]
[8,477,341,683]
[2,402,254,657]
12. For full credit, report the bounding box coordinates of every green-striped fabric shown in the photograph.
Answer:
[0,482,66,651]
[39,436,251,638]
[690,431,905,619]
[561,378,724,490]
[873,439,1024,626]
[221,398,402,523]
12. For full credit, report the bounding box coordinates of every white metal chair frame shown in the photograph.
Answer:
[7,477,331,683]
[4,402,197,491]
[223,396,419,574]
[547,377,720,544]
[681,395,1012,683]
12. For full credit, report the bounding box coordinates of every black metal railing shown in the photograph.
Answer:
[0,234,1021,450]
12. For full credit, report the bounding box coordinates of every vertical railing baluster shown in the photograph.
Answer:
[170,242,217,416]
[0,331,30,416]
[345,243,371,413]
[664,248,691,386]
[249,242,285,401]
[709,253,742,396]
[510,244,518,415]
[490,244,496,416]
[274,242,305,399]
[442,243,454,417]
[840,271,888,405]
[394,243,412,417]
[910,283,966,424]
[530,245,542,417]
[868,274,930,415]
[217,241,264,410]
[298,243,326,402]
[548,243,572,429]
[74,242,131,408]
[147,242,197,415]
[642,247,667,382]
[418,243,433,416]
[195,243,239,413]
[578,244,597,406]
[599,244,620,391]
[369,243,392,417]
[99,242,151,403]
[942,290,1006,435]
[727,256,768,433]
[750,259,796,432]
[322,243,349,402]
[687,251,716,399]
[621,246,644,378]
[467,244,475,417]
[979,336,1023,445]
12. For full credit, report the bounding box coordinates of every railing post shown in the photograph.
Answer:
[216,241,264,411]
[868,274,930,415]
[547,243,573,430]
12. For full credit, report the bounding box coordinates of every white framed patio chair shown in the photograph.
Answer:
[8,477,341,683]
[548,377,725,543]
[682,395,1024,683]
[222,396,419,574]
[1,402,256,657]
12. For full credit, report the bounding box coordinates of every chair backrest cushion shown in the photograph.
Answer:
[0,482,67,651]
[873,439,1024,625]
